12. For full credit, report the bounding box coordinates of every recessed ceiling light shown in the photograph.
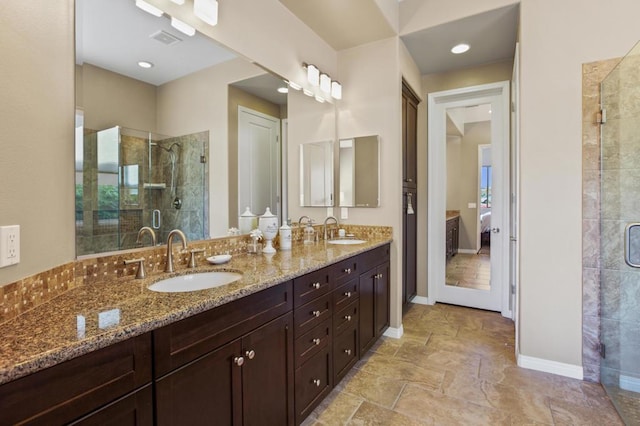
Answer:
[138,61,154,69]
[451,43,470,54]
[277,87,288,94]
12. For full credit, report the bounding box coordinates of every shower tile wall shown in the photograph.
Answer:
[582,57,621,382]
[599,51,640,390]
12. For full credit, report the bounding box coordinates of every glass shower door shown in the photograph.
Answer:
[600,40,640,424]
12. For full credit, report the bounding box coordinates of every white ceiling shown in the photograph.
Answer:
[76,0,236,86]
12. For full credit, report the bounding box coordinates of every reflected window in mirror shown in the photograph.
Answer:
[339,135,380,207]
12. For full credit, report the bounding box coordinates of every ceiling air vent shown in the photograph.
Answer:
[150,30,182,46]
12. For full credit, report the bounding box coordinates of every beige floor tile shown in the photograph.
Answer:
[396,342,481,376]
[339,369,405,408]
[355,353,445,391]
[549,397,624,425]
[310,388,363,425]
[348,401,432,425]
[394,383,511,425]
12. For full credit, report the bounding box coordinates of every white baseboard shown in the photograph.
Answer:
[410,296,431,305]
[458,249,478,254]
[517,354,583,380]
[620,374,640,392]
[383,324,403,339]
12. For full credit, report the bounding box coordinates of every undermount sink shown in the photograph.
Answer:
[148,271,243,293]
[327,239,367,245]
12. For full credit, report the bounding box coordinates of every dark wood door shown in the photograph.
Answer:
[375,261,391,337]
[402,83,419,189]
[241,313,294,426]
[155,338,242,426]
[359,267,376,354]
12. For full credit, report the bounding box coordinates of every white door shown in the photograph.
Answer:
[238,107,281,220]
[427,82,510,315]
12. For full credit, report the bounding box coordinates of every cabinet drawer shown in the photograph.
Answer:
[360,244,390,271]
[293,268,331,308]
[333,326,359,385]
[294,347,332,425]
[294,319,331,368]
[154,281,292,377]
[332,257,358,285]
[294,293,331,337]
[333,300,358,336]
[0,333,152,426]
[333,278,359,310]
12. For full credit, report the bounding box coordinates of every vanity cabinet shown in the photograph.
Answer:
[446,216,460,261]
[154,281,294,426]
[359,244,391,354]
[0,333,152,426]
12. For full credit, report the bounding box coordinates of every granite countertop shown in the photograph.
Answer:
[0,237,391,385]
[446,210,460,220]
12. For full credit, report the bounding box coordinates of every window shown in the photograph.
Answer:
[480,165,492,208]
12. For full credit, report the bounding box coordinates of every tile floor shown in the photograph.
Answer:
[445,252,491,291]
[302,303,623,425]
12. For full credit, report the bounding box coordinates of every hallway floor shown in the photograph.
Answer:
[445,252,491,291]
[302,303,623,425]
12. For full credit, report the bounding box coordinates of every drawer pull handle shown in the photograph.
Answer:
[343,268,352,274]
[311,282,321,289]
[344,291,352,298]
[313,338,321,345]
[245,350,255,360]
[344,315,352,321]
[234,356,245,367]
[375,273,383,279]
[312,310,321,317]
[312,379,321,387]
[344,349,352,355]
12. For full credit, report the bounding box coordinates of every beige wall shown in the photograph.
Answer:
[446,122,491,251]
[518,0,640,367]
[0,1,75,285]
[78,64,157,132]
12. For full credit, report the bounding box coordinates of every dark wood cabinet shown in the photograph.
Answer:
[0,333,152,426]
[446,216,460,261]
[154,282,295,426]
[70,385,153,426]
[402,82,419,310]
[359,245,391,354]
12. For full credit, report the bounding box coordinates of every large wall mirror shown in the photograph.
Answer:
[75,0,294,256]
[338,135,380,207]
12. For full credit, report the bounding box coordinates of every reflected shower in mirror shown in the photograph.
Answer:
[300,141,334,207]
[338,135,380,207]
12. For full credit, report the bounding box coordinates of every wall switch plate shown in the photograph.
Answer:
[468,202,477,209]
[0,225,20,268]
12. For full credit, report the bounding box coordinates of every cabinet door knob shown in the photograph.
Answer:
[311,282,321,289]
[312,310,321,317]
[344,349,352,355]
[344,291,351,298]
[313,338,321,345]
[312,379,321,387]
[245,350,255,360]
[234,356,245,367]
[344,315,352,321]
[344,268,352,274]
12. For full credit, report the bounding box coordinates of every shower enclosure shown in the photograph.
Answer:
[75,126,208,255]
[600,41,640,423]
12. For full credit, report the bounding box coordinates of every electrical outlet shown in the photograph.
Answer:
[0,225,20,268]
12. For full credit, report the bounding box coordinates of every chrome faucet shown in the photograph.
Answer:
[298,215,311,226]
[136,226,157,247]
[323,216,339,241]
[165,229,188,273]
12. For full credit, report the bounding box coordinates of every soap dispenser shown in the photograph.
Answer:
[303,221,315,244]
[279,222,292,250]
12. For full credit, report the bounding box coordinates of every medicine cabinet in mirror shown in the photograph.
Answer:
[339,135,380,207]
[299,141,334,207]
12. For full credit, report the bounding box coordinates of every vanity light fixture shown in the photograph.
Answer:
[287,81,302,91]
[138,61,154,69]
[303,88,314,97]
[277,87,288,94]
[315,95,325,103]
[171,17,195,36]
[319,73,331,93]
[451,43,470,54]
[135,0,163,17]
[304,63,320,86]
[331,81,342,100]
[194,0,218,26]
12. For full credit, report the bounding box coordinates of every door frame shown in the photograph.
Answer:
[427,81,511,317]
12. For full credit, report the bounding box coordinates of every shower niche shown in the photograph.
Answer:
[75,125,208,256]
